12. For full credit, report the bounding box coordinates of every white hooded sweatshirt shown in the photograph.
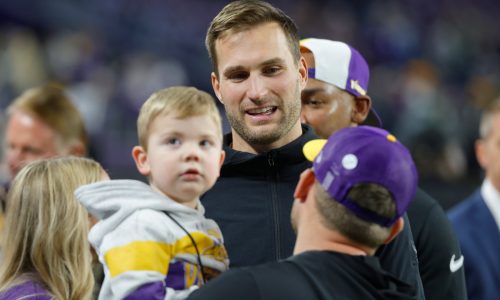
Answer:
[75,179,228,300]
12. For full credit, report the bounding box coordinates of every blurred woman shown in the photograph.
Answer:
[0,156,105,300]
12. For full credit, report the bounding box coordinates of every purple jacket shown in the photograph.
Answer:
[0,280,52,299]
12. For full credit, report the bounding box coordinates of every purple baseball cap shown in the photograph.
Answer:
[303,126,418,227]
[300,38,382,127]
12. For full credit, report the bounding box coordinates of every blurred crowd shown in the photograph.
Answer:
[0,0,499,208]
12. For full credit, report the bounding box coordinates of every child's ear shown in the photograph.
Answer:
[219,150,226,168]
[132,146,151,176]
[215,150,226,178]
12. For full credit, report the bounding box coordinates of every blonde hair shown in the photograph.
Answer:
[137,86,223,150]
[205,0,301,76]
[7,83,89,154]
[0,156,104,300]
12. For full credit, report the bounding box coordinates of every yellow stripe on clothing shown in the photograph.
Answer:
[105,232,225,278]
[105,240,171,277]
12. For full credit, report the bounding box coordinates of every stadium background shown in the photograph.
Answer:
[0,0,499,209]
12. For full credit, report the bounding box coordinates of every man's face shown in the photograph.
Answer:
[477,112,500,189]
[5,111,62,178]
[300,51,356,139]
[211,22,307,151]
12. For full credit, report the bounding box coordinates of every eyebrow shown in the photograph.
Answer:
[222,57,286,77]
[159,131,218,139]
[158,130,182,138]
[301,87,325,97]
[260,57,286,67]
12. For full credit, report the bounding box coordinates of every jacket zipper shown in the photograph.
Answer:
[268,151,281,261]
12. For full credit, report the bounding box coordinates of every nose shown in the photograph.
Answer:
[246,74,266,102]
[183,143,201,162]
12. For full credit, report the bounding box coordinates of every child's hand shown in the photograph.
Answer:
[202,267,222,281]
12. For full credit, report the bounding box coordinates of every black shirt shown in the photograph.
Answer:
[407,189,467,299]
[188,251,417,300]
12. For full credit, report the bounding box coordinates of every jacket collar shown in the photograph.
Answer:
[222,124,318,166]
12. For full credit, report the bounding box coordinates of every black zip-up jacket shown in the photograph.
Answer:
[202,125,424,299]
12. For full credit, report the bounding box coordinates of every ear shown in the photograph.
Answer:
[475,139,487,169]
[211,72,223,104]
[132,146,151,176]
[216,150,226,177]
[294,168,316,202]
[298,56,308,90]
[383,217,404,245]
[352,95,371,124]
[68,141,87,157]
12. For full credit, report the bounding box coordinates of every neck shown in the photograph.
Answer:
[293,224,373,256]
[150,184,199,209]
[230,121,303,154]
[487,176,500,193]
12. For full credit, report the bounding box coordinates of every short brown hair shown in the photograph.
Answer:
[205,0,301,76]
[137,86,223,150]
[7,83,88,154]
[315,182,396,248]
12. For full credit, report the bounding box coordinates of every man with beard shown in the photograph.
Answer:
[202,1,423,298]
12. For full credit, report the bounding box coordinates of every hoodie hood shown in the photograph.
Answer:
[75,179,203,248]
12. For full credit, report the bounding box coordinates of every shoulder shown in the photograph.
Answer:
[409,189,436,213]
[99,208,174,248]
[189,260,314,300]
[0,280,52,300]
[102,208,217,247]
[448,189,484,223]
[408,189,457,240]
[118,208,170,230]
[407,190,461,250]
[407,189,441,233]
[188,267,261,300]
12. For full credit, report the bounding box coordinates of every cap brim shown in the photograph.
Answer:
[303,139,327,161]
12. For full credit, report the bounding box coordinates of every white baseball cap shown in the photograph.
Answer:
[301,38,382,126]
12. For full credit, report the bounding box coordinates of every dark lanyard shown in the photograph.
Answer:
[163,211,207,284]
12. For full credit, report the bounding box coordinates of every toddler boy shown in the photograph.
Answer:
[76,86,228,300]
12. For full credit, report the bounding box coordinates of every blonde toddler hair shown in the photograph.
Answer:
[137,86,223,150]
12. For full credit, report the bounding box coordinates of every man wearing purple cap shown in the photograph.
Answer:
[300,38,467,300]
[189,126,418,299]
